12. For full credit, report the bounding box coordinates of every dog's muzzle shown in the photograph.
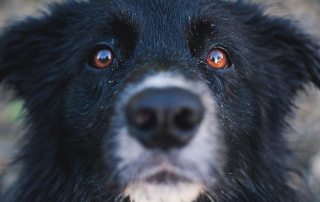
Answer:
[108,72,225,202]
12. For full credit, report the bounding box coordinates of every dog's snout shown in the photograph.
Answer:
[126,87,204,150]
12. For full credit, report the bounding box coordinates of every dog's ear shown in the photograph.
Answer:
[241,5,320,90]
[0,2,84,103]
[267,21,320,89]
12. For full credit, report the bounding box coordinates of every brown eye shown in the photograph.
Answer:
[93,49,114,69]
[207,48,230,69]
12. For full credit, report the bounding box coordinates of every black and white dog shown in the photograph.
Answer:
[0,0,320,201]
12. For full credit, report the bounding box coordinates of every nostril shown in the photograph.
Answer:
[173,108,202,131]
[133,109,157,131]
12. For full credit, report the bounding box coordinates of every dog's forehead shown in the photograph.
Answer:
[113,0,199,17]
[94,0,227,59]
[111,0,224,27]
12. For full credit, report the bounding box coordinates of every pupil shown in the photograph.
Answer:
[97,50,112,64]
[210,51,223,63]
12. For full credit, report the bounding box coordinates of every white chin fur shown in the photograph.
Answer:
[124,182,204,202]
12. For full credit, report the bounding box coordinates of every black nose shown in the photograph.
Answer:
[125,87,204,150]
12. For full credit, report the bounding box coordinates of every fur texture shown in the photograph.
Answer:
[1,0,320,201]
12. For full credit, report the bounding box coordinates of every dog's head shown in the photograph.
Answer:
[1,0,320,202]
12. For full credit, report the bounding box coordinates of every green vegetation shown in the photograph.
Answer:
[1,100,25,124]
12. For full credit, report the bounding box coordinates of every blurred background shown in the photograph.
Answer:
[0,0,320,195]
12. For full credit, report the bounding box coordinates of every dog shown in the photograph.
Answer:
[1,0,320,201]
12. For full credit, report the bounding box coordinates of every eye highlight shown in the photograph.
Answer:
[91,48,114,69]
[206,48,230,69]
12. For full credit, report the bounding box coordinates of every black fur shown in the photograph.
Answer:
[0,0,320,201]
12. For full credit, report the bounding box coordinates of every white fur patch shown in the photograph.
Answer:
[124,182,204,202]
[118,72,215,108]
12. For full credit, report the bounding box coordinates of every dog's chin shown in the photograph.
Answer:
[123,180,204,202]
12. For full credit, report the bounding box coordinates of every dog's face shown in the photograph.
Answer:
[1,0,320,202]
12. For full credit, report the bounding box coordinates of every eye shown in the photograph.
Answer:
[206,48,230,69]
[91,48,114,69]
